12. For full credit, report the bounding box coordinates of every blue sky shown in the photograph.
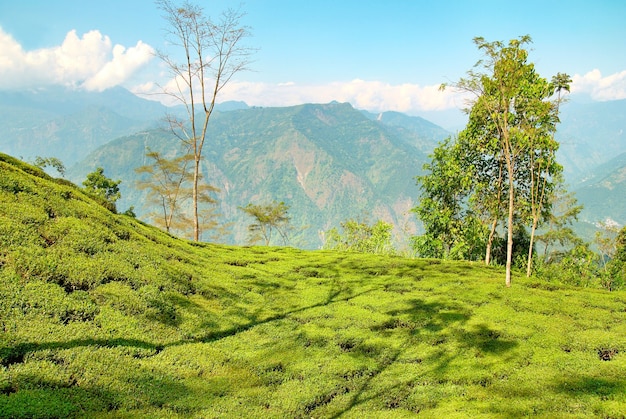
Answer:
[1,0,625,123]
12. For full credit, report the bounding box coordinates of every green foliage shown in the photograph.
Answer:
[1,154,626,417]
[413,136,487,260]
[606,226,626,291]
[439,36,570,286]
[239,201,291,246]
[82,167,121,212]
[325,219,395,255]
[33,156,66,177]
[534,243,603,288]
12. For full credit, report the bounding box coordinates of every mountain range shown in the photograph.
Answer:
[0,87,625,247]
[65,101,448,248]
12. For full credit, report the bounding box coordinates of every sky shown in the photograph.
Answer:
[0,0,625,126]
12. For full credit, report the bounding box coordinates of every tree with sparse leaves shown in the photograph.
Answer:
[156,0,254,241]
[239,201,291,246]
[34,156,66,177]
[135,149,220,238]
[135,150,194,234]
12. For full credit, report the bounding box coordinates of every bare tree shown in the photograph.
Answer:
[156,0,254,241]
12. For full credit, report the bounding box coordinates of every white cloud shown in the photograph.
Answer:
[571,69,626,101]
[83,41,155,91]
[0,27,154,91]
[207,79,462,113]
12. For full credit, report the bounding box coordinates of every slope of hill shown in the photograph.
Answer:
[0,87,168,166]
[1,153,625,418]
[69,102,446,248]
[574,150,626,226]
[361,110,450,153]
[557,97,626,183]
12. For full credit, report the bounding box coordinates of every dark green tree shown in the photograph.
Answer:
[412,136,485,260]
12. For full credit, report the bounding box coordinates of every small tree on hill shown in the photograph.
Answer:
[607,226,626,290]
[34,156,66,177]
[325,219,395,255]
[135,149,220,238]
[83,167,121,211]
[135,150,194,234]
[240,201,291,246]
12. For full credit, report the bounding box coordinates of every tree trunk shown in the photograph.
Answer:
[193,157,200,241]
[485,217,498,265]
[506,180,514,287]
[504,135,514,288]
[526,217,538,277]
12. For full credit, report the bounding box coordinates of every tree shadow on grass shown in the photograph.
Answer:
[0,338,162,367]
[323,298,518,417]
[553,374,626,400]
[194,282,376,344]
[0,279,377,367]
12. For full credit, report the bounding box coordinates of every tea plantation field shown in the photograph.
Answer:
[1,154,625,418]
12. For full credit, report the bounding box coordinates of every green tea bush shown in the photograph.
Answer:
[0,389,76,419]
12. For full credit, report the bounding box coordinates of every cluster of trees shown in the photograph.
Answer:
[411,36,625,290]
[323,219,394,254]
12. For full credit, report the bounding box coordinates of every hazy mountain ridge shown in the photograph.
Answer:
[556,97,626,184]
[573,150,626,226]
[2,86,626,245]
[69,101,445,248]
[0,87,167,166]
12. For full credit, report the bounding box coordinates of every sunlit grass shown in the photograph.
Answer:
[1,154,626,417]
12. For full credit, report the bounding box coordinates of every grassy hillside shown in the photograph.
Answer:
[1,153,626,418]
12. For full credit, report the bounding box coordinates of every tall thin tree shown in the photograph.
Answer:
[156,0,254,241]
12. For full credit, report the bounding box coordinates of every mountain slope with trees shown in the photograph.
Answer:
[574,150,626,225]
[557,98,626,183]
[0,86,167,166]
[68,101,448,248]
